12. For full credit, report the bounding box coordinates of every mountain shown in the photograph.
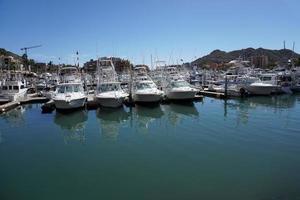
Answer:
[191,48,300,67]
[0,48,23,61]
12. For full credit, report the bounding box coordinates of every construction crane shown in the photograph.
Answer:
[21,45,42,57]
[20,45,42,71]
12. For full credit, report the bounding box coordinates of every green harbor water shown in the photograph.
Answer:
[1,95,300,200]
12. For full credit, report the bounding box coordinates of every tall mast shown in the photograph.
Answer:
[150,54,153,69]
[76,51,79,67]
[293,42,295,52]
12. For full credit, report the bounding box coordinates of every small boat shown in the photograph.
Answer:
[53,83,87,110]
[53,67,87,110]
[165,80,198,100]
[36,77,47,91]
[245,74,281,95]
[132,66,163,103]
[95,82,128,108]
[0,73,28,103]
[94,59,128,108]
[277,71,293,94]
[163,67,197,100]
[291,67,300,92]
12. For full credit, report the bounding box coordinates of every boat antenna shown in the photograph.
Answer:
[58,57,61,73]
[293,41,295,52]
[76,51,79,68]
[142,51,145,65]
[96,41,99,59]
[168,50,173,66]
[150,54,153,69]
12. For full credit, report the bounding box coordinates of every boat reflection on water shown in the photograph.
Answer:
[226,95,297,111]
[162,102,199,127]
[96,107,130,140]
[133,105,164,133]
[246,95,297,109]
[224,95,297,125]
[54,110,88,144]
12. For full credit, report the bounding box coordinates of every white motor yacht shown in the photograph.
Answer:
[0,73,28,103]
[245,74,281,95]
[165,80,197,100]
[94,59,128,108]
[95,82,128,108]
[163,67,197,100]
[53,67,87,110]
[291,68,300,92]
[132,66,163,103]
[53,83,87,110]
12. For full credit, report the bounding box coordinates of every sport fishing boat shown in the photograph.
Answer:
[291,67,300,92]
[96,81,128,108]
[53,67,87,110]
[244,73,281,95]
[277,71,293,94]
[132,66,163,103]
[163,67,197,100]
[94,59,128,108]
[0,72,28,103]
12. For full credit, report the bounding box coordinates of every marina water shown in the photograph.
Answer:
[1,95,300,200]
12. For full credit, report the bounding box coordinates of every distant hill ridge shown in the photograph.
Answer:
[1,47,300,68]
[192,48,300,66]
[0,48,23,60]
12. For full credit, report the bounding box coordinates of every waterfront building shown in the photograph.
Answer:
[250,55,269,68]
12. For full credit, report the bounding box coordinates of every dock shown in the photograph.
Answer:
[199,90,226,99]
[2,93,204,114]
[0,101,20,113]
[0,96,49,114]
[20,97,49,104]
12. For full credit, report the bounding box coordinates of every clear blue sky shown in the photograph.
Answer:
[0,0,299,66]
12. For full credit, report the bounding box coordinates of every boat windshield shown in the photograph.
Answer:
[2,86,8,90]
[260,76,272,81]
[171,81,190,88]
[136,82,154,90]
[58,84,82,93]
[98,83,120,92]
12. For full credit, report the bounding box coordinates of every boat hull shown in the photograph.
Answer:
[95,97,125,108]
[245,85,280,95]
[54,97,87,110]
[166,90,197,100]
[133,93,162,103]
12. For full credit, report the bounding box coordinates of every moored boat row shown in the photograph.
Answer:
[1,58,300,112]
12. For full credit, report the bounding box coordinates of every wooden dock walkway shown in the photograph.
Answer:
[0,101,20,113]
[199,90,226,99]
[0,96,49,114]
